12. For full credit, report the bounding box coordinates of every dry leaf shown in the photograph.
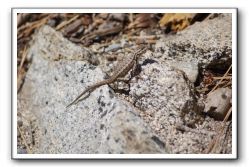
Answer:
[159,13,197,32]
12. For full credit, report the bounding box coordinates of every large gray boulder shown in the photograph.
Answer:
[17,25,167,154]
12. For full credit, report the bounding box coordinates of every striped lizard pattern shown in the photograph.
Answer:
[66,47,147,108]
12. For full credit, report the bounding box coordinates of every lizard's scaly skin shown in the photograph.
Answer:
[66,47,146,108]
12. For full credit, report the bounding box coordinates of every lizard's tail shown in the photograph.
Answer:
[66,79,112,109]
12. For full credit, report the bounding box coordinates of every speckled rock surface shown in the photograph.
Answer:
[154,14,232,72]
[128,61,231,154]
[204,88,232,120]
[165,60,199,83]
[130,62,200,122]
[126,13,233,154]
[17,25,167,154]
[27,25,98,65]
[129,62,205,153]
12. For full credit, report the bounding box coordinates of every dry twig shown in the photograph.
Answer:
[17,124,32,154]
[55,14,79,30]
[205,107,232,153]
[208,65,232,95]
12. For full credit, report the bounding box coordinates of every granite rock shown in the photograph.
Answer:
[204,88,232,120]
[154,14,232,82]
[17,25,167,154]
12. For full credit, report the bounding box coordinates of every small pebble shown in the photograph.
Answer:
[105,44,122,52]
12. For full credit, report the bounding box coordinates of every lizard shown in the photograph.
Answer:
[66,46,147,109]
